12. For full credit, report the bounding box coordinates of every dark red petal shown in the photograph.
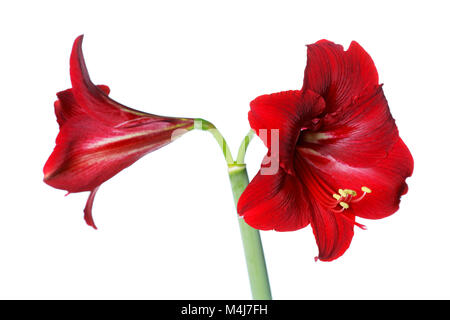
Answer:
[70,35,163,126]
[43,115,194,193]
[302,40,379,113]
[84,187,99,229]
[286,149,358,261]
[300,85,398,168]
[237,169,310,232]
[298,138,413,219]
[54,85,110,127]
[248,90,325,174]
[310,201,355,262]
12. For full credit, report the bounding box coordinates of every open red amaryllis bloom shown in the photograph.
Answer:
[237,40,414,261]
[44,36,194,229]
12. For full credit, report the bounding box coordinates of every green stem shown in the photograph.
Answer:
[236,129,255,165]
[195,119,234,164]
[196,119,271,299]
[228,164,272,300]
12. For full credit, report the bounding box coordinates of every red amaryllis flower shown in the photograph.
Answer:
[44,36,194,229]
[237,40,414,261]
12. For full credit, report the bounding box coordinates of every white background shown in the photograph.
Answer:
[0,0,448,299]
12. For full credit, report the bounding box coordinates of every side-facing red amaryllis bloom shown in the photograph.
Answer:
[237,40,414,261]
[44,35,195,229]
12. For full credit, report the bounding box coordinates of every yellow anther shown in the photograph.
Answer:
[361,186,372,194]
[338,189,346,197]
[339,202,349,209]
[333,194,341,200]
[343,189,357,196]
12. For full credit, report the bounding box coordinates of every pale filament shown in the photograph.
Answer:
[350,192,367,203]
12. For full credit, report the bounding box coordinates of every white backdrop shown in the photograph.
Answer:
[0,0,448,299]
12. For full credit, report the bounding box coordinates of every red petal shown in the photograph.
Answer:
[291,153,357,261]
[300,85,398,168]
[237,169,310,232]
[84,187,99,229]
[310,201,355,262]
[248,90,325,174]
[43,115,193,193]
[302,40,379,113]
[70,35,164,126]
[54,85,110,127]
[298,138,414,219]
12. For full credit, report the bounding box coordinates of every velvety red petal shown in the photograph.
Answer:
[302,40,379,113]
[300,85,398,168]
[237,169,310,232]
[54,85,110,127]
[44,115,194,193]
[70,35,164,126]
[291,152,358,261]
[310,201,355,262]
[297,137,413,219]
[248,90,325,174]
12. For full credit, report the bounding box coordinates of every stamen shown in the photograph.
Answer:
[333,194,341,200]
[339,202,349,209]
[343,189,357,196]
[351,192,366,203]
[332,207,345,213]
[361,186,372,193]
[352,187,372,203]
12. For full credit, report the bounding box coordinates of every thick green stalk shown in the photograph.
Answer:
[228,164,272,300]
